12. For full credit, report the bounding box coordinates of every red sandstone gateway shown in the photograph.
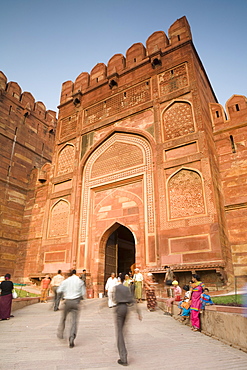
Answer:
[0,16,246,295]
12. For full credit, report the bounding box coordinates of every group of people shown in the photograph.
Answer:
[1,267,215,367]
[105,269,157,312]
[165,273,214,331]
[40,269,87,311]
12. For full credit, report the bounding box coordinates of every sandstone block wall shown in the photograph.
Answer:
[0,71,56,277]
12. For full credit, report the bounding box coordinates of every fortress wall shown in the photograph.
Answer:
[0,71,57,277]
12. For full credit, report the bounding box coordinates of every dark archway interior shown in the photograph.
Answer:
[104,225,135,282]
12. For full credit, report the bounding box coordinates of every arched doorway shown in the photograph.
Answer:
[104,225,135,282]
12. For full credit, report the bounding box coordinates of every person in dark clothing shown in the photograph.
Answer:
[113,273,142,366]
[0,273,14,320]
[80,269,87,287]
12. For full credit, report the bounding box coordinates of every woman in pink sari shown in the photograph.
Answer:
[190,274,205,331]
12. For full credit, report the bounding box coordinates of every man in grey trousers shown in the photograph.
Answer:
[113,273,142,366]
[57,269,85,348]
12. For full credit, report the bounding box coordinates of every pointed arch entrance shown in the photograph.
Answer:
[104,224,135,283]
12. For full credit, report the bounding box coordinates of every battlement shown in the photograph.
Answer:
[210,94,247,131]
[0,71,56,127]
[60,16,192,105]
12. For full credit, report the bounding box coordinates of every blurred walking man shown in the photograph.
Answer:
[51,270,64,311]
[113,273,142,366]
[57,269,85,348]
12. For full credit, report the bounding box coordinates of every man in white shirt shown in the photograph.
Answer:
[51,270,64,311]
[57,269,85,348]
[105,272,118,308]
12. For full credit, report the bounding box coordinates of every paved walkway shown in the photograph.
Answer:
[1,298,247,370]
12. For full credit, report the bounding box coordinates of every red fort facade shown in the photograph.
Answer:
[0,17,247,293]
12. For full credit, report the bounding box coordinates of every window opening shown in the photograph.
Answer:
[109,79,118,88]
[178,35,180,41]
[151,58,162,68]
[216,111,220,118]
[230,135,236,153]
[235,104,240,111]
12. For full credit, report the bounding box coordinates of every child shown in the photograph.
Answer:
[178,285,191,319]
[165,280,182,316]
[200,288,213,310]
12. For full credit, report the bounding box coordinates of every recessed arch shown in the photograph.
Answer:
[99,222,136,284]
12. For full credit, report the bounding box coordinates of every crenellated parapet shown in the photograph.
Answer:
[59,16,192,105]
[210,94,247,132]
[0,71,56,129]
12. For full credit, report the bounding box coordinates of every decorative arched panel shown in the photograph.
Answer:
[48,199,70,237]
[163,101,195,140]
[79,132,155,269]
[168,169,205,219]
[56,144,75,176]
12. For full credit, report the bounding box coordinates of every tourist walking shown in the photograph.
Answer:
[0,273,14,320]
[105,272,118,308]
[113,273,142,366]
[40,274,51,303]
[57,269,85,348]
[145,273,157,311]
[51,270,64,311]
[190,274,205,331]
[133,268,143,302]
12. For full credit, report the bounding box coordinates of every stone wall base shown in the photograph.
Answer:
[157,298,247,353]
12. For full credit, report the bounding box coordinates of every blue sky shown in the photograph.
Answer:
[1,0,246,113]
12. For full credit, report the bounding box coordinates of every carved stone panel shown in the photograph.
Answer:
[59,114,77,140]
[84,81,151,125]
[159,63,188,96]
[91,142,143,178]
[168,169,205,219]
[163,102,195,140]
[48,200,70,237]
[57,144,75,176]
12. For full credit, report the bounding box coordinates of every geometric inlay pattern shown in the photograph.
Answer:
[168,169,205,219]
[159,63,188,96]
[48,199,70,237]
[91,142,143,178]
[57,144,75,176]
[84,80,151,125]
[59,114,77,140]
[163,102,195,140]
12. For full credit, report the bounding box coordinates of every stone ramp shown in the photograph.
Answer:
[0,298,247,370]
